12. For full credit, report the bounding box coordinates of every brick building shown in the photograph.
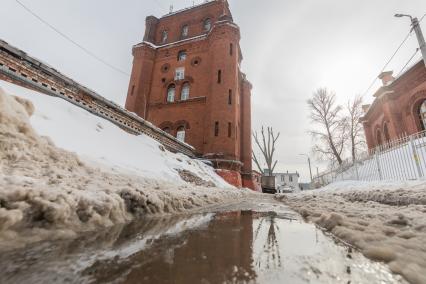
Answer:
[361,60,426,150]
[125,0,257,189]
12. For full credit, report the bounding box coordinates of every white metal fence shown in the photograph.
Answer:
[314,131,426,186]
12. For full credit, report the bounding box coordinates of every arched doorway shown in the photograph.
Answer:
[418,100,426,131]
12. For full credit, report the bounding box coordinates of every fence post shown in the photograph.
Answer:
[355,161,360,180]
[374,151,383,180]
[409,135,423,178]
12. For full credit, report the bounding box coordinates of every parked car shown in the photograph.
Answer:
[261,176,276,194]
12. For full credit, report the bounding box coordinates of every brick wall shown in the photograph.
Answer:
[362,61,426,150]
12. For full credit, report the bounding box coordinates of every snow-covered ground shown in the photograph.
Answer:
[0,83,251,247]
[277,180,426,284]
[0,82,230,187]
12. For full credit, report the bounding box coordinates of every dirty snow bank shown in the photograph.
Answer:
[0,86,250,247]
[0,82,230,188]
[277,180,426,284]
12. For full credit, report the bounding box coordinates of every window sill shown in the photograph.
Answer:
[150,96,206,108]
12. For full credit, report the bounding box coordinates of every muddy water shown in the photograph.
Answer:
[0,199,405,284]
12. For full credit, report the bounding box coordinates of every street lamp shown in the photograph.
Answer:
[299,154,313,183]
[395,13,426,67]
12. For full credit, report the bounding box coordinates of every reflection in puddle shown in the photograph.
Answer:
[0,210,404,284]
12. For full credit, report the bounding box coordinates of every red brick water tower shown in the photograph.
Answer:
[125,0,256,189]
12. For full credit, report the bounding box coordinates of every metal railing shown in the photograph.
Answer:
[314,130,426,186]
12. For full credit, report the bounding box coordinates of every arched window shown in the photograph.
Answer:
[167,85,175,102]
[181,25,189,38]
[161,30,168,43]
[163,127,171,134]
[376,129,383,146]
[177,50,187,61]
[383,123,390,143]
[419,100,426,130]
[181,83,190,101]
[177,126,186,142]
[204,18,212,31]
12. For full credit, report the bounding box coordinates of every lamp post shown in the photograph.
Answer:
[299,154,313,183]
[395,14,426,67]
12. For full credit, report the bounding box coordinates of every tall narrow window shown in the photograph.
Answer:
[177,126,186,142]
[131,85,135,96]
[204,18,212,31]
[181,25,189,38]
[384,123,390,143]
[228,122,232,138]
[181,83,190,101]
[175,67,185,80]
[178,50,187,61]
[162,30,168,43]
[167,85,175,103]
[217,70,222,84]
[228,89,232,105]
[230,43,233,56]
[214,121,219,137]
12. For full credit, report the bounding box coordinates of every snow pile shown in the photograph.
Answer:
[0,83,230,188]
[277,180,426,284]
[0,86,249,247]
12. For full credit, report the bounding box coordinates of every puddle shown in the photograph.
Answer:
[0,204,405,284]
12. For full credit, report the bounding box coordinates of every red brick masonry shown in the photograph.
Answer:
[125,0,258,189]
[362,61,426,150]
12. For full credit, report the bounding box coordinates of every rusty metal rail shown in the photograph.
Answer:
[0,39,195,157]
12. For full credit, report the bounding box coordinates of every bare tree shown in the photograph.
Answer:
[252,126,280,175]
[346,95,366,163]
[307,88,346,165]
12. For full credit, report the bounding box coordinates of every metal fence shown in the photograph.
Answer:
[314,131,426,186]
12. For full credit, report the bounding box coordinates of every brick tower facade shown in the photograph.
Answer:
[125,0,256,189]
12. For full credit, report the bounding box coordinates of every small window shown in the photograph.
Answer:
[228,89,232,105]
[177,126,186,142]
[204,18,212,31]
[162,30,168,43]
[175,67,185,80]
[131,85,135,96]
[217,70,222,84]
[228,122,232,138]
[289,176,293,182]
[181,25,189,38]
[178,50,187,61]
[181,83,190,101]
[167,85,176,102]
[230,43,233,56]
[215,121,219,137]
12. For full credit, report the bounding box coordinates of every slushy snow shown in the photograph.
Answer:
[0,84,250,248]
[277,180,426,284]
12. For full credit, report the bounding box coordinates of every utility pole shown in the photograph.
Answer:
[299,154,313,183]
[395,14,426,67]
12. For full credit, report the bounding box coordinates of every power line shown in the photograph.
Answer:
[362,12,426,97]
[397,48,420,77]
[362,30,413,96]
[14,0,130,76]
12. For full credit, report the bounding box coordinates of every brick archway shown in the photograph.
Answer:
[159,121,174,134]
[409,90,426,132]
[174,120,191,130]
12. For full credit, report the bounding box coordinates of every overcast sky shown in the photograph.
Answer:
[1,0,426,182]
